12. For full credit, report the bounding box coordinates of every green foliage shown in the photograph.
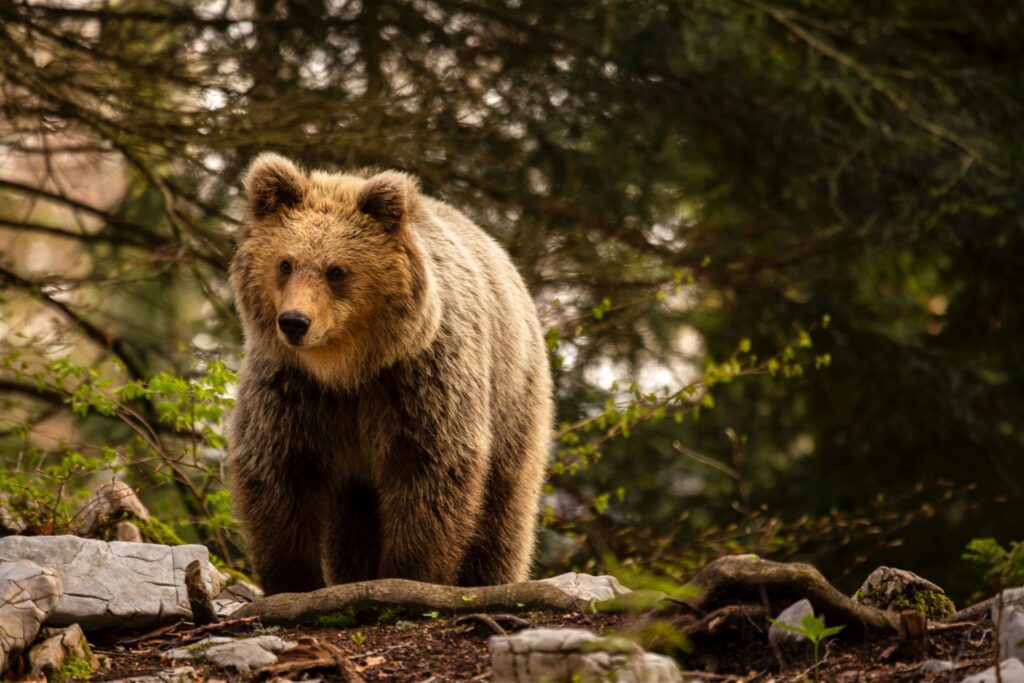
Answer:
[0,352,243,569]
[964,538,1024,590]
[768,614,844,683]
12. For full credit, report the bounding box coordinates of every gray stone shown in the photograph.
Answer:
[213,580,263,618]
[961,658,1024,683]
[75,479,150,535]
[0,535,218,631]
[104,666,197,683]
[768,599,815,670]
[116,521,144,543]
[490,628,681,683]
[165,635,298,673]
[854,566,955,618]
[995,588,1024,661]
[27,623,97,679]
[540,572,632,604]
[919,659,954,673]
[0,560,63,674]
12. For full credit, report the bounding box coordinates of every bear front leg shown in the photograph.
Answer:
[229,377,332,596]
[376,435,487,584]
[232,468,328,595]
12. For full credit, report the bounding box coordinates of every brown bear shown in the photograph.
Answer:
[227,154,552,595]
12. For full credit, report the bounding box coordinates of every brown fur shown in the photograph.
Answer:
[228,153,552,594]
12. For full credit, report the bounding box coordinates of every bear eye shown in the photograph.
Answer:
[279,260,292,276]
[326,266,346,284]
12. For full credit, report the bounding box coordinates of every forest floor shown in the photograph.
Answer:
[90,604,998,683]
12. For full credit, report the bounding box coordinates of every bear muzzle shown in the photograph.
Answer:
[278,310,311,345]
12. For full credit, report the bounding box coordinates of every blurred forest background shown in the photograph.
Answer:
[0,0,1021,603]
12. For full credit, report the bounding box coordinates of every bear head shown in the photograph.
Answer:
[230,153,440,389]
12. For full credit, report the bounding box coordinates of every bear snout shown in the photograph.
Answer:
[278,310,311,345]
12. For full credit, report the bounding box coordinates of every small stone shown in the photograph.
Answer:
[994,588,1024,661]
[104,666,197,683]
[213,580,263,618]
[960,658,1024,683]
[490,628,682,682]
[919,659,954,673]
[165,635,298,673]
[116,521,144,543]
[75,480,150,535]
[854,566,955,619]
[0,535,218,631]
[768,599,815,669]
[0,559,63,674]
[540,573,632,604]
[27,623,97,679]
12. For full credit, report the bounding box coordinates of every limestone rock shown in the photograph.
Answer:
[490,628,681,683]
[75,480,150,535]
[540,573,632,604]
[104,666,197,683]
[213,580,263,618]
[768,599,814,669]
[961,658,1024,683]
[995,588,1024,661]
[116,521,144,543]
[27,624,98,679]
[919,659,954,673]
[165,635,297,673]
[853,566,955,619]
[0,560,63,674]
[0,535,217,631]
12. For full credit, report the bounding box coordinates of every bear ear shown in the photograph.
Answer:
[242,153,305,217]
[357,171,419,232]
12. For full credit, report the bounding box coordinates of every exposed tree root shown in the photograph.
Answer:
[234,578,588,624]
[235,556,899,638]
[678,556,899,636]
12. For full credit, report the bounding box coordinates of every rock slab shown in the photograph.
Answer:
[995,588,1024,662]
[0,535,217,631]
[166,635,298,672]
[490,628,681,683]
[0,559,63,674]
[961,657,1024,683]
[104,666,197,683]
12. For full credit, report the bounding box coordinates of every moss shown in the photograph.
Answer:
[94,510,186,546]
[133,515,187,546]
[857,586,955,620]
[51,654,94,682]
[314,608,359,628]
[891,589,955,619]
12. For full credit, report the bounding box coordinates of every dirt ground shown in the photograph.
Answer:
[87,606,997,682]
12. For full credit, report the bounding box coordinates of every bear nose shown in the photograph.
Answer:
[278,311,311,343]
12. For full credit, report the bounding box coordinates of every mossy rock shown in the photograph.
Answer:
[853,567,955,620]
